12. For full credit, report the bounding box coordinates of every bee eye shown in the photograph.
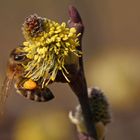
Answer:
[14,54,25,61]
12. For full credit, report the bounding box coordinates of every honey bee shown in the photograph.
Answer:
[0,46,54,112]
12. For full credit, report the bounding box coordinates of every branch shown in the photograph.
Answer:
[68,6,98,140]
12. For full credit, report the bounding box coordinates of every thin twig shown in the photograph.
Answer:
[68,6,98,140]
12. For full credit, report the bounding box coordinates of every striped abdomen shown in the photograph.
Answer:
[15,82,54,102]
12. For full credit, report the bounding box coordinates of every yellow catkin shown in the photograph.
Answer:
[22,14,82,87]
[23,79,37,90]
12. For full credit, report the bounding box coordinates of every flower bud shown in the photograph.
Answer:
[69,87,111,140]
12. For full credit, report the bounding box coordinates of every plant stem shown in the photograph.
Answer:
[69,67,98,140]
[68,6,98,140]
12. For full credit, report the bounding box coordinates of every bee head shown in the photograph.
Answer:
[7,46,27,79]
[10,46,26,63]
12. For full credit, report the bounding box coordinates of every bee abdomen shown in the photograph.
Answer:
[15,84,54,102]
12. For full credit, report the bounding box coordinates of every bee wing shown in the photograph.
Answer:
[0,76,13,115]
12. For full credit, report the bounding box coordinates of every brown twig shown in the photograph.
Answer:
[68,6,98,140]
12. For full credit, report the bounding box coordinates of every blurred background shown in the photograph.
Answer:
[0,0,140,140]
